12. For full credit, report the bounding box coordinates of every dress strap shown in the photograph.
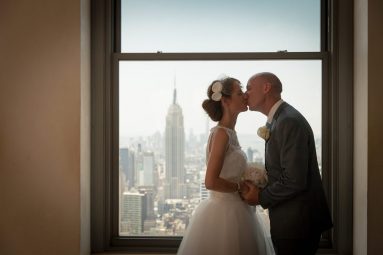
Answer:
[206,126,231,159]
[214,125,235,137]
[211,125,241,150]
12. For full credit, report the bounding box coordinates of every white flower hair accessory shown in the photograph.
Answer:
[257,126,270,141]
[211,81,223,101]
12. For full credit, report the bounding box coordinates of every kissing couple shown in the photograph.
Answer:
[177,72,333,255]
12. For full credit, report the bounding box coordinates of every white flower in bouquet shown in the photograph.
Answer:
[242,162,268,188]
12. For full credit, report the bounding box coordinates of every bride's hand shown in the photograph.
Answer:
[238,181,249,195]
[241,181,260,205]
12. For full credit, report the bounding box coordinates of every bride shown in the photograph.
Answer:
[177,77,274,255]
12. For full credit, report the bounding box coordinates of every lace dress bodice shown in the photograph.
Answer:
[206,125,248,187]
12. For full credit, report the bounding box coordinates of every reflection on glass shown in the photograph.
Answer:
[119,60,322,236]
[121,0,320,53]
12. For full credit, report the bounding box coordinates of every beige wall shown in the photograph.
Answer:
[0,0,90,255]
[354,0,383,254]
[80,0,91,254]
[1,0,382,254]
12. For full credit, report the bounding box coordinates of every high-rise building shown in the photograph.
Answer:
[199,170,209,201]
[120,190,145,235]
[120,148,135,189]
[138,188,156,234]
[138,151,155,187]
[246,147,254,162]
[165,88,186,199]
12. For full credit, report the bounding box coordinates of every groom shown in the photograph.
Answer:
[241,72,333,255]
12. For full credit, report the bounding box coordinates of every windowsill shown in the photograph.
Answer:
[92,254,175,255]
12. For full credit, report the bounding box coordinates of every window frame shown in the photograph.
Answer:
[91,0,353,253]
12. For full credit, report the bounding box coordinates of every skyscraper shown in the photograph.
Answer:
[246,147,254,162]
[138,151,155,187]
[120,148,135,189]
[120,190,144,235]
[199,170,209,201]
[165,88,186,199]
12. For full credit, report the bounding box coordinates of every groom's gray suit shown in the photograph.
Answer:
[259,102,332,243]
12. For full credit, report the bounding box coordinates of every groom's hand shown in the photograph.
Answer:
[238,181,249,195]
[242,181,260,205]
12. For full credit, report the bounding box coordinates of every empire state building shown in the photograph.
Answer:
[165,88,186,199]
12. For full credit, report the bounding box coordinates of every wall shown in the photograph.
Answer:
[0,0,90,254]
[80,0,91,254]
[1,0,383,254]
[354,0,383,254]
[366,0,383,253]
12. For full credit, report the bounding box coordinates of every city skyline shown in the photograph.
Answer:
[119,60,322,141]
[118,88,323,236]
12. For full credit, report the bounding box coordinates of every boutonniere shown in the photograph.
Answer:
[257,126,270,141]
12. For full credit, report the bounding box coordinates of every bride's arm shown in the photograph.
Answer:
[204,129,240,193]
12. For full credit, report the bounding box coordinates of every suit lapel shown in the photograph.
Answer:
[265,102,289,169]
[270,102,288,131]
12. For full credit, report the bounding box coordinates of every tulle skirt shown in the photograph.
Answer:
[177,191,275,255]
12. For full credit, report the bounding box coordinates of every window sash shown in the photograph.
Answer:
[114,52,326,60]
[90,0,351,253]
[108,55,332,253]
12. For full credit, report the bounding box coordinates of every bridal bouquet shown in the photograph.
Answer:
[242,162,268,188]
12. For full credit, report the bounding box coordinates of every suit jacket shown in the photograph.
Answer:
[259,102,333,239]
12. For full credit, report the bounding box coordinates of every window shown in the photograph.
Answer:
[92,0,353,253]
[118,60,322,238]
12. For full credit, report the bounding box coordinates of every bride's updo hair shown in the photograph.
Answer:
[202,77,239,122]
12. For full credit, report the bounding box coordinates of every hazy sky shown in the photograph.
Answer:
[119,60,322,138]
[119,0,322,139]
[121,0,320,53]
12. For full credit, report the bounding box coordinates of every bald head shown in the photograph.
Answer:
[246,72,283,115]
[249,72,282,95]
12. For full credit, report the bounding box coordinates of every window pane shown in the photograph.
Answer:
[118,60,322,236]
[121,0,321,53]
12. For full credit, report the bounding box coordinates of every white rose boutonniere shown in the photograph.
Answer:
[257,126,270,141]
[242,162,268,188]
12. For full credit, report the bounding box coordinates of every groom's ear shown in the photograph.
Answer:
[263,82,272,93]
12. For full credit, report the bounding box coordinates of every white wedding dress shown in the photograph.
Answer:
[177,126,275,255]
